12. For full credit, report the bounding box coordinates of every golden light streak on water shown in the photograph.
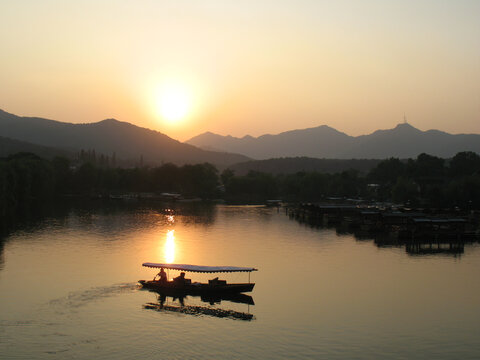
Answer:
[165,229,175,264]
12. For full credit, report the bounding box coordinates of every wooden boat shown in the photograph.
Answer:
[138,263,258,294]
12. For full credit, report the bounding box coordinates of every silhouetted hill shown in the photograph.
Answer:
[0,110,249,167]
[350,123,480,158]
[228,157,382,176]
[0,136,73,159]
[189,126,353,159]
[187,123,480,159]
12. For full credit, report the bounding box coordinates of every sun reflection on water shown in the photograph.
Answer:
[164,229,175,263]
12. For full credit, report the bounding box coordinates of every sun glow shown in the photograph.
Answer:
[156,83,192,124]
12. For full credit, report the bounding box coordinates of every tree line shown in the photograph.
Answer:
[1,151,480,219]
[0,153,219,220]
[222,152,480,208]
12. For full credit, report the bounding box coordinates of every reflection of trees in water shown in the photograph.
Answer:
[0,198,75,271]
[0,237,5,270]
[221,205,277,224]
[290,212,477,257]
[169,202,217,226]
[372,235,467,257]
[0,199,220,272]
[405,242,464,256]
[70,200,215,220]
[0,199,219,250]
[68,200,218,230]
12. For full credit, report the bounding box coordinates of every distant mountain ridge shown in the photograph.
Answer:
[0,136,73,159]
[0,109,249,167]
[187,123,480,159]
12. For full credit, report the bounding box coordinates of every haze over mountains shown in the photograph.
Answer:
[0,110,249,167]
[187,124,480,160]
[0,136,73,159]
[2,108,479,173]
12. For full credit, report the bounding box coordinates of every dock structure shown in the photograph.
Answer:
[286,203,480,256]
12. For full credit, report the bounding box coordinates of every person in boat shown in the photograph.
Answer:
[173,272,186,285]
[155,268,168,283]
[208,277,226,286]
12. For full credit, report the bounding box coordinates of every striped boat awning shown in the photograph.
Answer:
[142,263,258,273]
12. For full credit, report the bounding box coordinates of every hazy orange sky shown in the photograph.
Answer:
[1,0,479,141]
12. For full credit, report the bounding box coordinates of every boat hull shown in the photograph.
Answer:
[138,280,255,294]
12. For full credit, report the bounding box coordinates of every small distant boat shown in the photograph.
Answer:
[138,263,258,294]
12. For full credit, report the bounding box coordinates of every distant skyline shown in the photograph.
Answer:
[1,0,479,141]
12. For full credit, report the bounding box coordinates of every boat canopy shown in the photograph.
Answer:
[142,263,258,273]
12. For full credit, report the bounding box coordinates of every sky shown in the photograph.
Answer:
[1,0,479,141]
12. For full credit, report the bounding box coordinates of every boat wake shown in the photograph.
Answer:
[49,283,139,310]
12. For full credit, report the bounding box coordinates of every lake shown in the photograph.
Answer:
[1,202,480,359]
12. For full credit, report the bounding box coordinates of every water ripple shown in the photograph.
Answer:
[49,283,139,310]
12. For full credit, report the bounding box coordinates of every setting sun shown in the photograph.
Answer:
[157,84,191,124]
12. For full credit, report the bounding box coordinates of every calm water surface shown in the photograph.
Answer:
[1,203,480,359]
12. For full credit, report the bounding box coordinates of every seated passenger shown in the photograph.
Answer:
[173,272,186,285]
[208,277,226,286]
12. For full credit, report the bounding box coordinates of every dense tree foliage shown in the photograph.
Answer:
[0,154,220,222]
[223,171,278,203]
[222,169,366,203]
[367,152,480,208]
[0,153,55,219]
[224,152,480,207]
[1,151,480,212]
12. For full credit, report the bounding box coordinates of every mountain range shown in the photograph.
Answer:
[187,124,480,159]
[0,110,249,167]
[0,136,73,159]
[2,108,479,170]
